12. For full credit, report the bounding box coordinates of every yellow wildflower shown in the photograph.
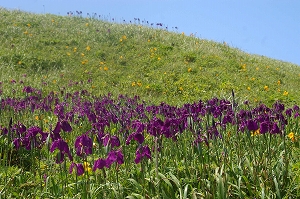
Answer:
[179,87,183,91]
[73,47,77,52]
[277,80,281,85]
[18,61,22,65]
[81,53,85,57]
[103,66,108,71]
[81,60,88,65]
[83,162,92,172]
[188,68,192,72]
[251,129,260,136]
[264,86,269,91]
[247,87,251,90]
[137,82,142,86]
[132,82,136,86]
[27,24,31,27]
[283,91,288,96]
[227,131,231,137]
[67,52,71,56]
[122,35,127,40]
[157,57,161,61]
[85,23,89,26]
[24,30,28,34]
[35,116,39,120]
[86,46,91,51]
[146,85,150,89]
[51,19,55,23]
[288,132,295,142]
[99,61,104,65]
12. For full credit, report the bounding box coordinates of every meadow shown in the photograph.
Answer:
[0,8,300,198]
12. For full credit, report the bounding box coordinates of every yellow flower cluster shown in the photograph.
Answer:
[120,35,127,42]
[251,129,260,136]
[150,47,158,58]
[132,82,142,87]
[264,85,269,91]
[288,132,295,142]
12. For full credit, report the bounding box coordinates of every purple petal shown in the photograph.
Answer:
[76,164,84,176]
[93,158,106,171]
[61,120,72,132]
[53,122,61,134]
[134,133,144,144]
[259,122,269,134]
[247,119,258,131]
[69,162,76,174]
[110,136,120,148]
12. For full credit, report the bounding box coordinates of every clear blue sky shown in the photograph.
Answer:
[2,0,300,66]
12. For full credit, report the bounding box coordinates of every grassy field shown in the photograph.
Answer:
[0,8,300,198]
[1,8,300,106]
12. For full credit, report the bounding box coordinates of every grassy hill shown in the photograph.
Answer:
[1,7,300,106]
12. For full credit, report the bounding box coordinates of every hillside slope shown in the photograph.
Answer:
[1,8,300,106]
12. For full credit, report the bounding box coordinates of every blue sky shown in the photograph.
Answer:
[2,0,300,66]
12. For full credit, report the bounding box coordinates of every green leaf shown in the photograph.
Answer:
[128,178,143,191]
[158,172,173,189]
[183,184,190,199]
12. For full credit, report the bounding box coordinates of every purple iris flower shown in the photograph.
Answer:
[52,120,72,135]
[270,122,280,134]
[110,136,121,148]
[273,101,285,113]
[134,133,144,144]
[13,138,21,149]
[107,150,124,167]
[1,127,8,135]
[93,150,124,171]
[102,134,121,148]
[126,132,144,145]
[74,133,93,157]
[135,145,151,164]
[23,86,34,93]
[259,122,269,134]
[24,126,47,150]
[93,158,106,171]
[50,139,73,163]
[12,125,47,150]
[105,151,118,168]
[69,162,84,176]
[247,119,258,131]
[17,122,27,134]
[61,120,72,132]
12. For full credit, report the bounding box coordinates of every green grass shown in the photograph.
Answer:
[1,7,300,106]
